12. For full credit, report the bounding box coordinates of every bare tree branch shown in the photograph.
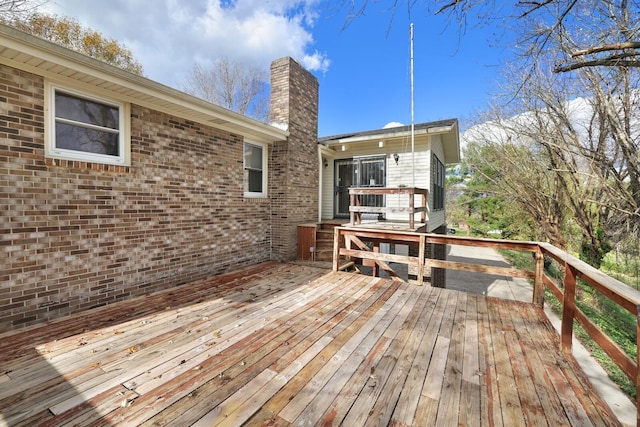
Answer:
[571,41,640,58]
[434,0,463,15]
[0,0,45,17]
[517,1,554,18]
[554,59,640,73]
[183,57,269,122]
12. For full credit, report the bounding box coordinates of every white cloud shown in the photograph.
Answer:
[302,51,331,73]
[383,122,404,129]
[41,0,329,87]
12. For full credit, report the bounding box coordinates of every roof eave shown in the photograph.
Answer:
[442,121,461,164]
[320,121,461,164]
[0,24,287,144]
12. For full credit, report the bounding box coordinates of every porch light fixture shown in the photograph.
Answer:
[393,153,399,165]
[378,140,384,148]
[341,145,346,152]
[323,158,328,168]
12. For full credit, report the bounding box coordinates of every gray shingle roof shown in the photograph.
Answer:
[318,119,458,143]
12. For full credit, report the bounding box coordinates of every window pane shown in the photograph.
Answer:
[244,144,263,170]
[56,122,120,155]
[56,92,119,129]
[359,158,385,187]
[247,169,263,193]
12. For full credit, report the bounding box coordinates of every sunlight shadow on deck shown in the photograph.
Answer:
[0,262,327,426]
[0,263,623,426]
[0,344,109,426]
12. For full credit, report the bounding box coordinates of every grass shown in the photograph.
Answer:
[499,249,638,400]
[601,250,640,290]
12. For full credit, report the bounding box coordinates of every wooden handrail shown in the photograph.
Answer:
[332,226,640,425]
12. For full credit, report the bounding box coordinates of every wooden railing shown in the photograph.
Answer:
[349,187,429,229]
[332,226,640,425]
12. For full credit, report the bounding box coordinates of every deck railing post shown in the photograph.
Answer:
[417,234,426,286]
[332,227,341,272]
[561,263,577,353]
[349,194,355,225]
[533,247,545,307]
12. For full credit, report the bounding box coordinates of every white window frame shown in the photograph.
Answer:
[45,81,130,166]
[243,141,268,198]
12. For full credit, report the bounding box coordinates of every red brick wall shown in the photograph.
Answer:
[1,65,275,330]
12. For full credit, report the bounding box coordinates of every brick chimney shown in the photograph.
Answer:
[269,57,319,261]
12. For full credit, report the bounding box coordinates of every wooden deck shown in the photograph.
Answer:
[0,262,620,426]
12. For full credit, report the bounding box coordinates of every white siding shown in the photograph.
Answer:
[386,147,431,222]
[321,156,334,220]
[320,139,433,223]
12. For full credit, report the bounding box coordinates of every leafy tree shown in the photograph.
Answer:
[463,115,567,242]
[6,13,144,75]
[334,1,639,266]
[183,58,270,122]
[462,51,636,268]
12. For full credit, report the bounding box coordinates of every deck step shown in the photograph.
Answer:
[314,248,333,261]
[315,238,333,248]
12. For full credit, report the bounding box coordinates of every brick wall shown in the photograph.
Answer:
[269,57,319,260]
[1,65,278,330]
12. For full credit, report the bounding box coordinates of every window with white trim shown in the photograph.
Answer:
[46,83,129,166]
[243,141,267,197]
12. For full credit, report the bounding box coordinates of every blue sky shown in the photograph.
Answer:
[42,1,513,136]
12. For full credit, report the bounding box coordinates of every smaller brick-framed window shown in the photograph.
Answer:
[45,82,130,166]
[243,141,267,197]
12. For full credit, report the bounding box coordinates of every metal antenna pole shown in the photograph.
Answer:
[410,23,415,188]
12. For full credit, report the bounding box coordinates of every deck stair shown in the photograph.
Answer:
[296,221,349,265]
[314,221,342,261]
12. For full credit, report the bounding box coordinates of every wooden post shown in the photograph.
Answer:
[533,247,545,307]
[349,193,355,225]
[420,191,426,223]
[417,234,426,286]
[409,190,415,229]
[332,227,341,272]
[561,263,577,353]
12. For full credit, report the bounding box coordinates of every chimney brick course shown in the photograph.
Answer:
[269,57,319,261]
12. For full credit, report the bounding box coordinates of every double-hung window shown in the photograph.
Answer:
[432,153,445,211]
[243,141,267,197]
[46,83,129,166]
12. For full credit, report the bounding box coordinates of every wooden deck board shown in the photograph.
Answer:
[0,262,622,427]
